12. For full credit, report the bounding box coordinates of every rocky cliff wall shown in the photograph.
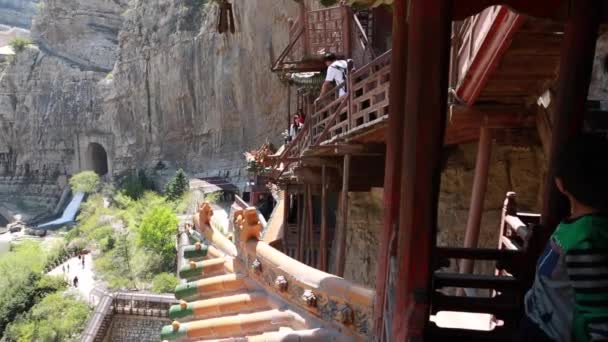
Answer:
[437,138,546,275]
[0,0,296,185]
[102,0,295,175]
[0,0,40,29]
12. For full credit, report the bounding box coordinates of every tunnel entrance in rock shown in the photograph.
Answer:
[86,143,108,176]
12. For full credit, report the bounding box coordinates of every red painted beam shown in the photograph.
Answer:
[452,0,567,21]
[392,0,452,340]
[456,7,524,105]
[373,0,408,339]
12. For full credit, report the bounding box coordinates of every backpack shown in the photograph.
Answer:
[330,59,354,93]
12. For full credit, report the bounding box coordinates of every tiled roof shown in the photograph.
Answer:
[161,203,374,341]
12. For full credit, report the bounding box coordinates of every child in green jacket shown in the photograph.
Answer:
[521,134,608,342]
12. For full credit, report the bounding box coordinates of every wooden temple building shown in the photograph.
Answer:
[161,0,608,341]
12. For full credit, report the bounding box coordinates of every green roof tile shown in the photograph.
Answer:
[183,243,208,259]
[179,262,204,279]
[175,281,199,300]
[160,323,187,340]
[168,303,195,319]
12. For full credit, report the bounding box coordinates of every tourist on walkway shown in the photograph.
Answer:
[82,255,85,269]
[315,52,351,103]
[73,276,79,288]
[288,114,303,142]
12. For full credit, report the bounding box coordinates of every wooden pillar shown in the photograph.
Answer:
[540,0,600,239]
[307,184,314,266]
[458,126,493,290]
[300,1,309,57]
[319,165,328,271]
[287,84,292,133]
[335,154,351,277]
[392,0,452,340]
[297,193,304,262]
[374,0,408,338]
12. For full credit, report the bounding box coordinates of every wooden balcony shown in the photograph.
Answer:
[273,5,353,72]
[272,5,561,181]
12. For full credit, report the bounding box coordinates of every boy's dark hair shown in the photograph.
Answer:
[555,133,608,211]
[323,52,337,62]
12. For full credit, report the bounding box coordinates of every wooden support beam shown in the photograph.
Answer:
[307,184,314,266]
[541,0,601,233]
[297,194,304,262]
[319,165,328,271]
[458,126,493,295]
[444,105,535,145]
[392,0,452,340]
[300,157,341,168]
[335,154,351,277]
[374,0,408,338]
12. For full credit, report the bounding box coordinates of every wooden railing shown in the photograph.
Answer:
[270,50,391,180]
[307,6,351,57]
[428,192,540,340]
[273,5,352,71]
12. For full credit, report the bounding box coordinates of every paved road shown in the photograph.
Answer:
[48,253,95,301]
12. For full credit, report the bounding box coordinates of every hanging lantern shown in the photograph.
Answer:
[217,0,235,34]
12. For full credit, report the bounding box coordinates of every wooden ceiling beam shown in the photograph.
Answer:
[445,104,536,145]
[452,0,568,21]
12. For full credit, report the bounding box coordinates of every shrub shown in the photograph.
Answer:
[0,244,68,336]
[164,169,189,201]
[8,38,32,53]
[120,170,155,200]
[69,171,100,193]
[137,205,178,269]
[151,273,179,293]
[4,293,90,342]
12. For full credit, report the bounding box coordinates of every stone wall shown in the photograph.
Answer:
[106,315,169,342]
[437,140,546,273]
[340,188,384,289]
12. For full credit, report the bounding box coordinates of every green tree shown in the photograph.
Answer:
[151,273,179,293]
[4,293,90,342]
[137,206,178,269]
[8,38,32,53]
[164,169,189,201]
[69,171,100,193]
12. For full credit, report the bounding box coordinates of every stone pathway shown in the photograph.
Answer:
[48,253,96,302]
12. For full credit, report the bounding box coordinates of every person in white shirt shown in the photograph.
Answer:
[316,52,349,102]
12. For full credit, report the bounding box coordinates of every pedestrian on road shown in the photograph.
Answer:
[62,265,65,273]
[73,276,79,288]
[67,263,70,272]
[82,256,85,269]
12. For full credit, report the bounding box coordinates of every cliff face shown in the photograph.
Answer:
[103,0,295,176]
[0,0,296,184]
[0,0,40,29]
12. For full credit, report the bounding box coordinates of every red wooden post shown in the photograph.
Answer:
[540,0,601,244]
[300,1,310,58]
[392,0,452,340]
[335,154,351,277]
[319,165,328,271]
[459,126,493,292]
[373,0,408,338]
[343,6,352,58]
